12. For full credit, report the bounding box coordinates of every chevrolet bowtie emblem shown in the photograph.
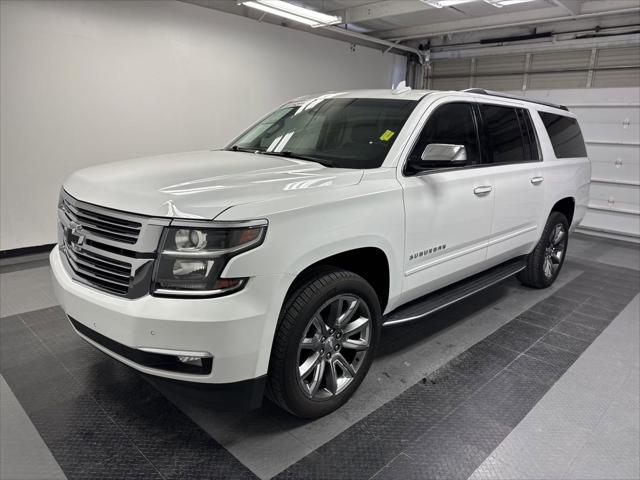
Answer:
[65,221,85,252]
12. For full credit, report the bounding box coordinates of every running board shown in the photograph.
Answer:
[383,258,526,327]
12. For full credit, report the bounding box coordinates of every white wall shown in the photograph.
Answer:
[0,0,403,251]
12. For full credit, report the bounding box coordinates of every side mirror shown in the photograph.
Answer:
[421,143,467,163]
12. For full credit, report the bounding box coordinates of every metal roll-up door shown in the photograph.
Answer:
[429,58,471,90]
[474,54,526,91]
[528,50,592,89]
[592,46,640,87]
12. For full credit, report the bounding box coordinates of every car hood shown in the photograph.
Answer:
[64,150,364,219]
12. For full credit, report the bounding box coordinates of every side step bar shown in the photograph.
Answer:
[383,257,526,327]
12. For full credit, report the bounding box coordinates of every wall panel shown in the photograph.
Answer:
[0,0,400,250]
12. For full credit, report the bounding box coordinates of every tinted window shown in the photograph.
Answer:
[407,102,479,171]
[480,104,527,164]
[539,112,587,158]
[519,109,540,161]
[230,98,417,169]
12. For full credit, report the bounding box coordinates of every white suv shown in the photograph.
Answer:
[51,87,590,418]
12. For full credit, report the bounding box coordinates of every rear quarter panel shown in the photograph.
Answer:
[530,106,590,231]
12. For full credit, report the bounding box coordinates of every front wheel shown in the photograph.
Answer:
[267,269,381,418]
[518,211,569,289]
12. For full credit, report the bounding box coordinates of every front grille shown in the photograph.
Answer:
[62,198,142,244]
[58,191,169,298]
[64,246,132,295]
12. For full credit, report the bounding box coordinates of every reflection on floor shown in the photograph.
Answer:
[1,234,639,480]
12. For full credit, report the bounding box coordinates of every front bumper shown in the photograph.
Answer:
[50,245,285,387]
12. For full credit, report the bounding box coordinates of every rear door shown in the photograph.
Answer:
[477,102,545,265]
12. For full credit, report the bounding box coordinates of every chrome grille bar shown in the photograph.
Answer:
[62,199,141,244]
[66,249,131,281]
[65,249,131,295]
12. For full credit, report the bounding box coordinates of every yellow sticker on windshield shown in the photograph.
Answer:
[379,130,395,141]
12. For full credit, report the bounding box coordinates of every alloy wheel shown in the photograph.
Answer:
[543,223,566,278]
[296,294,371,399]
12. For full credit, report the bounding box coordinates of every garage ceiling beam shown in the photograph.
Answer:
[376,1,640,41]
[341,1,430,24]
[320,25,425,60]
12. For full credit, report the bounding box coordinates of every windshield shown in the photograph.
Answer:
[227,97,418,169]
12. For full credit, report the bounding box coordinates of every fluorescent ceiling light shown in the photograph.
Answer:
[239,1,342,28]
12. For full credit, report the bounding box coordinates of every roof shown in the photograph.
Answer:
[288,88,571,113]
[332,89,434,100]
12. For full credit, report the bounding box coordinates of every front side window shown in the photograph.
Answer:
[228,97,417,169]
[479,104,528,164]
[406,102,480,172]
[539,112,587,158]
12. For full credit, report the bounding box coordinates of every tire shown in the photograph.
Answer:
[518,211,569,289]
[266,268,381,418]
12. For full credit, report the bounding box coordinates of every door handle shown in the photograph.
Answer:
[474,186,493,195]
[531,176,544,185]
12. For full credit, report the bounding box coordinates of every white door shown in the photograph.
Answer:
[476,103,545,264]
[399,102,495,304]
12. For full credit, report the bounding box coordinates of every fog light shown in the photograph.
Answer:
[177,356,203,366]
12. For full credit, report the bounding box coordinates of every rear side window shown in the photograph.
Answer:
[539,112,587,158]
[479,104,526,164]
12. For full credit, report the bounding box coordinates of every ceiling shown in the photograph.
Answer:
[309,0,560,34]
[185,0,640,57]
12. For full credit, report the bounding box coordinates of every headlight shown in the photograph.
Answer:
[152,220,267,297]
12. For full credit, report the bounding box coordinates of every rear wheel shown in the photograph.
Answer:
[518,211,569,289]
[267,269,381,418]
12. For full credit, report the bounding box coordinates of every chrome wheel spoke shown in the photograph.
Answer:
[552,226,565,246]
[543,258,553,277]
[299,352,321,379]
[336,297,359,328]
[333,353,356,378]
[551,250,563,264]
[308,360,325,397]
[326,301,341,329]
[342,316,369,336]
[300,316,325,350]
[341,338,368,351]
[301,336,322,350]
[313,315,329,336]
[326,360,339,394]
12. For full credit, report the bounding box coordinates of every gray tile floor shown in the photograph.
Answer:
[1,233,639,479]
[470,294,640,479]
[0,376,67,480]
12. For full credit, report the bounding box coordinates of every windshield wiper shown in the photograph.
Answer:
[226,147,335,167]
[261,151,335,168]
[226,145,261,153]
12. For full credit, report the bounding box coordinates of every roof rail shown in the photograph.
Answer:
[462,88,569,112]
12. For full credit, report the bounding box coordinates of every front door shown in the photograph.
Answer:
[399,101,495,304]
